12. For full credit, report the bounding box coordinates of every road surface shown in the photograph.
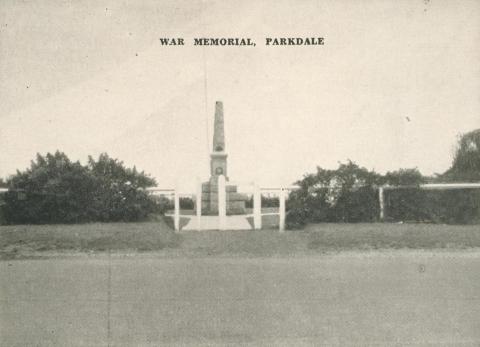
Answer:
[1,251,480,346]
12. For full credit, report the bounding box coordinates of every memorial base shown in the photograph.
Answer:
[200,180,248,215]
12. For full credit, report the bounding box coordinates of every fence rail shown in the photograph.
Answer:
[145,179,299,232]
[382,183,480,190]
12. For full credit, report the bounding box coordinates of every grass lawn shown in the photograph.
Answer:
[0,219,180,259]
[175,223,480,257]
[1,220,480,259]
[304,223,480,250]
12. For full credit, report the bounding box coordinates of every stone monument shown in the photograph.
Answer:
[201,101,248,215]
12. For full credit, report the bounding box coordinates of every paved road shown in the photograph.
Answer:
[1,252,480,346]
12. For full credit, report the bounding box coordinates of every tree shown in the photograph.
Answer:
[420,129,480,224]
[0,178,7,188]
[443,129,480,182]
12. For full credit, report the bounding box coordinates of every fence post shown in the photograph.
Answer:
[379,186,385,221]
[174,187,180,232]
[196,177,202,230]
[253,183,261,230]
[218,175,226,230]
[279,188,286,232]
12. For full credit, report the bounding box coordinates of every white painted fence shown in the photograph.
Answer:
[218,175,226,230]
[255,186,299,232]
[147,180,299,232]
[227,181,299,232]
[145,187,179,229]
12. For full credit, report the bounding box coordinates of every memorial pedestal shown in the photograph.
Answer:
[200,179,248,215]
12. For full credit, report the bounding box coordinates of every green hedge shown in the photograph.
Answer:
[385,188,480,224]
[0,203,5,225]
[286,162,480,229]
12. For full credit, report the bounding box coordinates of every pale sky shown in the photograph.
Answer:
[1,0,479,191]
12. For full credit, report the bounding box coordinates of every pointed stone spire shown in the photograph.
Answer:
[201,101,248,215]
[212,101,225,152]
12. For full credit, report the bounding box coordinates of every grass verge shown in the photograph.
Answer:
[304,223,480,250]
[0,219,180,260]
[1,221,479,259]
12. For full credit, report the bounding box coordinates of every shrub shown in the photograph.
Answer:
[385,189,480,224]
[0,179,6,224]
[286,161,382,228]
[383,162,480,224]
[3,151,158,224]
[382,168,426,222]
[149,196,194,211]
[180,197,194,210]
[4,152,97,224]
[0,196,5,225]
[245,195,280,208]
[86,153,157,222]
[286,159,479,228]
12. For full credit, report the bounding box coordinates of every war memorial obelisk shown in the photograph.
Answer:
[201,101,248,215]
